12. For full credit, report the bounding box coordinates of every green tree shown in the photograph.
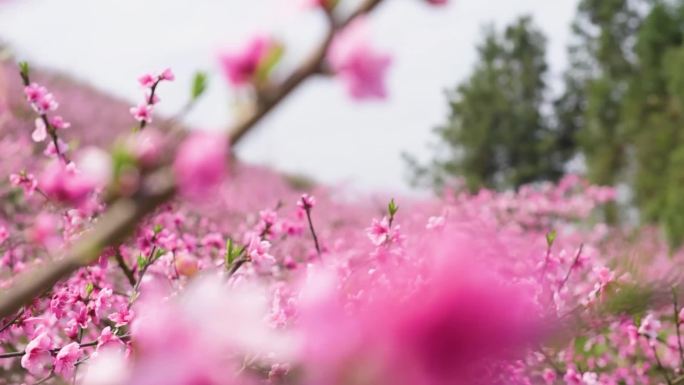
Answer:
[408,16,563,192]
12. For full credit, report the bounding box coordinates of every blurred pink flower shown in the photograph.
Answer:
[159,68,175,81]
[31,118,47,142]
[39,161,94,205]
[173,132,227,197]
[174,253,199,277]
[138,73,156,88]
[328,18,392,100]
[129,103,153,123]
[9,172,38,196]
[218,35,274,87]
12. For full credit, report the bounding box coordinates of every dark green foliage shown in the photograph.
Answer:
[410,16,566,192]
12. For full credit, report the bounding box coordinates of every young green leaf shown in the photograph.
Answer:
[191,71,208,101]
[546,229,557,248]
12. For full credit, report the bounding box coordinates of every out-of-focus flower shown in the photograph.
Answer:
[328,18,392,100]
[218,35,276,87]
[129,103,153,123]
[173,132,228,197]
[175,253,199,277]
[49,115,71,130]
[31,118,47,142]
[299,230,543,385]
[39,161,94,205]
[159,68,175,81]
[638,313,661,345]
[10,172,38,196]
[75,146,113,188]
[297,193,316,210]
[138,73,156,88]
[426,215,446,230]
[0,225,7,246]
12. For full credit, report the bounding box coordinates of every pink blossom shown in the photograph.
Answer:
[0,225,7,245]
[97,327,124,352]
[44,137,69,157]
[130,103,153,123]
[27,213,58,246]
[638,313,661,345]
[109,306,134,328]
[39,161,94,205]
[20,332,52,375]
[33,92,59,113]
[53,342,80,378]
[31,118,47,142]
[128,129,164,167]
[9,172,38,196]
[366,216,392,246]
[563,368,583,385]
[245,233,276,268]
[138,73,156,88]
[24,83,47,103]
[159,68,175,81]
[297,194,316,210]
[426,0,448,5]
[218,35,274,87]
[172,132,228,197]
[426,215,446,230]
[74,146,113,188]
[328,18,392,100]
[49,115,71,130]
[542,368,557,384]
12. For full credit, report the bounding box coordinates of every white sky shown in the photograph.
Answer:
[0,0,578,194]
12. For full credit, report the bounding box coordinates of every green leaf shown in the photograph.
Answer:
[191,71,208,100]
[18,61,29,82]
[255,43,284,84]
[84,282,94,296]
[545,229,557,248]
[137,255,147,270]
[225,238,235,266]
[388,198,399,217]
[154,248,166,260]
[154,224,163,235]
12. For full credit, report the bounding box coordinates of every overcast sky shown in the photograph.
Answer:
[0,0,579,194]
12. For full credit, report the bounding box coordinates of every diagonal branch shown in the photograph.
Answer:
[0,0,387,319]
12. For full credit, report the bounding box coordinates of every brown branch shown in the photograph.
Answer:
[0,0,387,319]
[114,249,136,287]
[0,334,131,359]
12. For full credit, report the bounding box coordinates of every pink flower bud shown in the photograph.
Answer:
[173,132,228,197]
[159,68,175,81]
[328,18,392,100]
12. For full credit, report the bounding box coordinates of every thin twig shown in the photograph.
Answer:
[114,249,136,287]
[558,244,583,291]
[304,207,321,256]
